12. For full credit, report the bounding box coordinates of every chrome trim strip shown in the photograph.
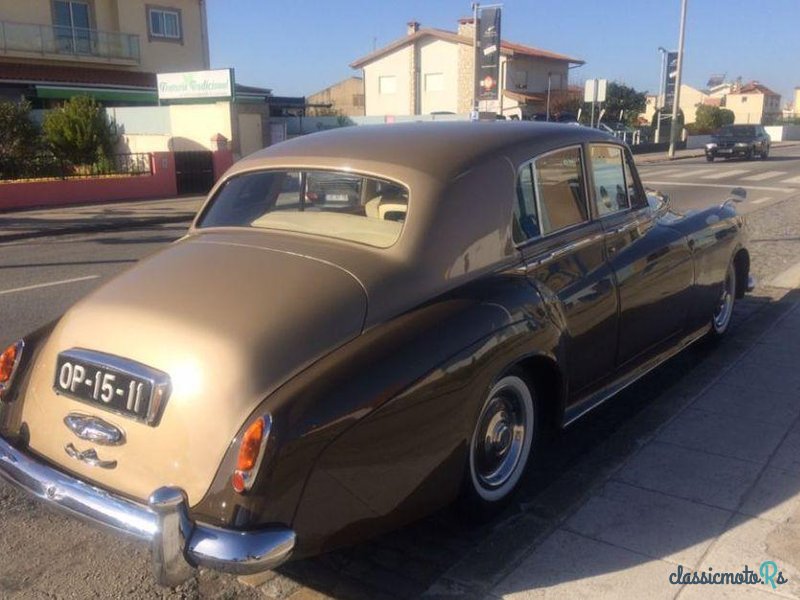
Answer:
[0,436,296,585]
[54,348,171,427]
[524,233,605,270]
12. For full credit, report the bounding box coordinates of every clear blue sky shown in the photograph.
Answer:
[207,0,799,104]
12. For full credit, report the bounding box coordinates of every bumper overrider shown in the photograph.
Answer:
[0,434,295,586]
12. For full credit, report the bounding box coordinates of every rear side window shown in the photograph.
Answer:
[533,147,588,235]
[513,146,589,242]
[590,145,630,217]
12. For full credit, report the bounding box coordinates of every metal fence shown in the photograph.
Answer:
[0,153,152,181]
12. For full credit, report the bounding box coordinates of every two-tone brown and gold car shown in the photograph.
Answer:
[0,122,753,585]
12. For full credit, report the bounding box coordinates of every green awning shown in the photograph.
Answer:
[35,85,158,103]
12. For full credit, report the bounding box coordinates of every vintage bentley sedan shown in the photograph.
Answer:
[0,122,752,585]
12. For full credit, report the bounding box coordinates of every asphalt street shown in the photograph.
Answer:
[1,145,800,599]
[637,144,800,214]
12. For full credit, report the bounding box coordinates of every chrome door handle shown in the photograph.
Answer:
[611,221,639,236]
[65,443,117,469]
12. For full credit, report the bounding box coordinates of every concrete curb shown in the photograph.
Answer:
[0,214,194,244]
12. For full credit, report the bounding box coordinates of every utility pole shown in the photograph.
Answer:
[668,0,688,159]
[546,72,552,121]
[471,2,479,120]
[655,47,667,143]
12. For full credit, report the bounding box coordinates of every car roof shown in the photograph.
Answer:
[230,121,618,183]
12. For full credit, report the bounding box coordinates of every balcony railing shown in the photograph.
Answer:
[0,21,140,63]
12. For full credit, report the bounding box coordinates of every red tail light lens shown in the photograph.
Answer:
[0,340,23,401]
[232,415,271,494]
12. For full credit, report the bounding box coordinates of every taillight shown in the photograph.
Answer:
[232,414,271,494]
[0,340,23,402]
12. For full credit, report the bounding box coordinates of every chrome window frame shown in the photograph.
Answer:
[513,144,592,250]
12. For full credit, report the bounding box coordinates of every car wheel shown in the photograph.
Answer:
[709,261,736,338]
[745,148,754,160]
[706,154,715,162]
[762,146,769,159]
[462,370,540,517]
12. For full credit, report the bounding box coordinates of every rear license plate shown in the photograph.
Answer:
[53,349,169,425]
[718,149,733,154]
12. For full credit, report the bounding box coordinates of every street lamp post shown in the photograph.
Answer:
[668,0,688,159]
[655,47,667,144]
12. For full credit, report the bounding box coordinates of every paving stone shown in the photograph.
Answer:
[696,514,800,600]
[718,359,800,395]
[656,408,790,463]
[680,582,792,599]
[566,481,732,566]
[616,441,763,511]
[490,529,679,600]
[691,383,800,425]
[740,468,800,524]
[767,427,800,475]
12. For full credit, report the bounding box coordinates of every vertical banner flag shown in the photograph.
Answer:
[476,7,502,101]
[663,52,679,112]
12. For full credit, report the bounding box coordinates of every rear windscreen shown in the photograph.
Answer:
[198,170,409,248]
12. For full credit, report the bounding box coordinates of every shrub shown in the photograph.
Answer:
[42,95,117,166]
[0,100,41,179]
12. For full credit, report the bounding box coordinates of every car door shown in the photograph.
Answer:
[589,144,694,367]
[514,145,618,398]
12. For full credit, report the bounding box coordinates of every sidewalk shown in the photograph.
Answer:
[0,195,204,243]
[424,283,800,600]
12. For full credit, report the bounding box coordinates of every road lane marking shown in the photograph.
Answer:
[752,197,772,205]
[701,169,750,180]
[741,171,786,181]
[781,175,800,185]
[0,275,99,296]
[644,181,788,192]
[638,168,684,176]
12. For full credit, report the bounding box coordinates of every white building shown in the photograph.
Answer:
[350,19,583,119]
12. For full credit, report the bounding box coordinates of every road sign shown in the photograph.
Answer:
[663,51,679,112]
[584,79,607,103]
[475,6,502,102]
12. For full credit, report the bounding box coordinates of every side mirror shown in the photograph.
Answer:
[729,187,747,203]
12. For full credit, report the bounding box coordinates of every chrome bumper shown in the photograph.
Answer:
[0,435,295,586]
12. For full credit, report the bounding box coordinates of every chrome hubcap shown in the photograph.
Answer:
[713,266,735,331]
[474,390,526,489]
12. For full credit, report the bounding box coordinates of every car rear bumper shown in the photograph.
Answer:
[0,434,295,586]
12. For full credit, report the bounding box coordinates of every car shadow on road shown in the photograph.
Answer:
[257,289,800,600]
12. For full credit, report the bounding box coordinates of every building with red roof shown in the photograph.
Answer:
[350,18,583,119]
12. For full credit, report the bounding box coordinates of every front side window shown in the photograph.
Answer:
[513,162,539,243]
[533,147,588,235]
[590,145,630,217]
[199,170,408,248]
[148,7,181,40]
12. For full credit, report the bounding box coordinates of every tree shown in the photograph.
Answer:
[0,100,41,178]
[651,108,684,142]
[692,105,735,133]
[598,82,647,126]
[42,96,117,165]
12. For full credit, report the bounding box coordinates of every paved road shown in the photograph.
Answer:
[1,146,800,599]
[637,144,800,215]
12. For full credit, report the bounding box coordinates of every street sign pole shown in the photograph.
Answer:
[655,47,667,143]
[668,0,688,159]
